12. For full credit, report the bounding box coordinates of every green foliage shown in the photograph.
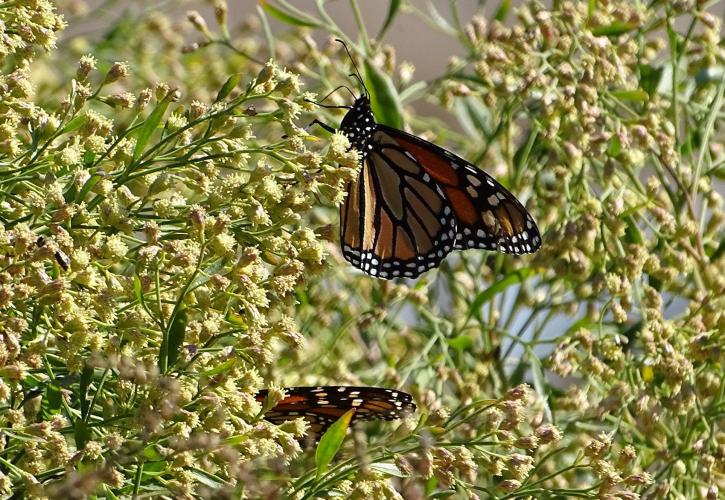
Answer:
[0,0,723,498]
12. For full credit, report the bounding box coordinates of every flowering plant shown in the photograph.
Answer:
[0,1,722,498]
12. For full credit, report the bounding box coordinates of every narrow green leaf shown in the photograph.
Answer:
[102,485,119,500]
[526,345,552,422]
[132,97,171,162]
[189,469,226,489]
[259,1,320,28]
[624,215,643,245]
[43,383,62,418]
[587,0,597,17]
[202,357,237,377]
[398,81,427,104]
[425,2,456,35]
[378,0,401,40]
[79,365,93,419]
[61,114,86,134]
[494,0,511,21]
[315,409,354,479]
[639,64,664,96]
[256,5,275,59]
[369,462,409,477]
[216,74,241,102]
[447,334,474,351]
[75,174,101,203]
[610,89,649,101]
[591,22,637,37]
[143,445,165,461]
[165,307,188,369]
[453,96,491,139]
[140,462,167,476]
[608,134,622,157]
[465,268,534,324]
[364,60,403,129]
[133,274,143,303]
[74,420,90,450]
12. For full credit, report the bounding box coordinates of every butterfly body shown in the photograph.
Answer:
[337,94,541,280]
[256,386,415,442]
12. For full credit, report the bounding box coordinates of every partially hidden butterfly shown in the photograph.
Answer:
[311,41,541,280]
[256,386,415,443]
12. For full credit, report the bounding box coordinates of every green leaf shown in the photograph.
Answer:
[189,469,226,489]
[526,345,552,422]
[624,215,643,245]
[256,5,276,59]
[378,0,401,40]
[610,89,649,102]
[608,134,622,157]
[216,74,241,102]
[465,268,534,324]
[447,334,474,351]
[587,0,597,17]
[133,274,143,303]
[364,60,403,129]
[79,365,93,419]
[398,81,427,104]
[75,174,101,203]
[369,462,409,477]
[202,357,237,377]
[132,96,171,162]
[639,64,664,96]
[102,485,119,500]
[140,462,166,476]
[61,114,86,134]
[494,0,511,21]
[43,383,62,418]
[259,1,320,28]
[315,409,354,479]
[453,96,491,139]
[143,445,165,461]
[591,22,638,37]
[425,3,456,35]
[165,307,188,369]
[74,420,90,450]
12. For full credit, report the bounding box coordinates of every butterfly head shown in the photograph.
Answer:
[339,95,376,158]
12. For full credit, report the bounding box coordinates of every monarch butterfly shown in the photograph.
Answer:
[310,41,541,280]
[256,386,415,443]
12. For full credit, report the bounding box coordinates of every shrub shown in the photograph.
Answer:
[0,0,722,498]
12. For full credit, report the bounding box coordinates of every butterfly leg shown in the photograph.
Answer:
[307,119,337,134]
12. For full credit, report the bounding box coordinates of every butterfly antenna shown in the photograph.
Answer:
[313,84,357,105]
[336,38,368,97]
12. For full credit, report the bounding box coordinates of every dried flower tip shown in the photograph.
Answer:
[534,424,562,445]
[514,435,539,450]
[214,1,228,27]
[107,92,136,108]
[257,61,276,85]
[261,386,286,412]
[187,11,211,37]
[505,384,531,402]
[138,88,153,109]
[104,62,130,83]
[77,55,97,80]
[189,205,206,232]
[624,471,653,486]
[498,479,521,492]
[181,43,200,54]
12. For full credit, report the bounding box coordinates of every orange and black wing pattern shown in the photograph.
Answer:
[340,127,457,279]
[376,124,541,256]
[256,386,415,443]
